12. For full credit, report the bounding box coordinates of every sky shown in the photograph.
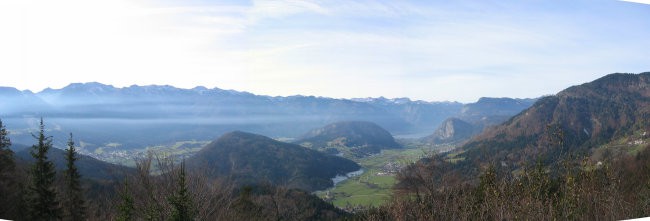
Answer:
[1,0,649,102]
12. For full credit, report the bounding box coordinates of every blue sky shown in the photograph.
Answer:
[1,0,649,102]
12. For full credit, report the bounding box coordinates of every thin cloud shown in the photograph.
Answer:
[249,0,330,20]
[620,0,650,5]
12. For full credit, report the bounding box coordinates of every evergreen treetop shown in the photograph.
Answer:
[64,133,86,221]
[28,118,62,220]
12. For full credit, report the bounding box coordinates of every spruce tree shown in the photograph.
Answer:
[0,119,17,217]
[63,133,85,221]
[27,118,62,220]
[116,178,135,221]
[168,161,195,221]
[0,119,14,180]
[0,119,13,174]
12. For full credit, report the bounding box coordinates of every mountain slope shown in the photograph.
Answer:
[461,72,650,166]
[459,97,537,131]
[15,146,132,180]
[295,121,401,156]
[187,131,361,192]
[460,97,537,121]
[0,87,51,117]
[422,118,475,145]
[419,97,536,145]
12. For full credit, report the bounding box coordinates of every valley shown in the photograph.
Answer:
[316,143,439,208]
[87,133,441,209]
[2,0,648,219]
[3,72,650,220]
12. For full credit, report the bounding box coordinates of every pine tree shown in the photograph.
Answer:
[0,119,17,217]
[117,178,135,221]
[63,133,85,221]
[27,118,62,220]
[168,161,195,221]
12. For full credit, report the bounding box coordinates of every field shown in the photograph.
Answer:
[317,144,441,207]
[320,173,395,207]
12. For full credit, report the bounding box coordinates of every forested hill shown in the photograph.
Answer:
[187,131,361,192]
[295,121,401,154]
[461,72,650,167]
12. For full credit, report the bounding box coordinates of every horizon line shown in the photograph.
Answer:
[1,81,543,104]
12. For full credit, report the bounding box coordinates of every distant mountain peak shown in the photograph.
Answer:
[0,86,23,95]
[351,96,443,105]
[42,82,119,96]
[64,82,116,90]
[191,86,208,91]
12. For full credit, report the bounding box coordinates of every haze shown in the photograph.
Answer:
[1,0,649,102]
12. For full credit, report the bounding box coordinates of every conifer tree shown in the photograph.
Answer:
[117,178,135,221]
[27,118,62,220]
[0,119,17,217]
[168,161,195,221]
[63,133,85,221]
[0,119,13,174]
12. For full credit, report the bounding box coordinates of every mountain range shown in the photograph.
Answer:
[0,83,535,153]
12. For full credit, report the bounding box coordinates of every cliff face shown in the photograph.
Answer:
[422,118,475,145]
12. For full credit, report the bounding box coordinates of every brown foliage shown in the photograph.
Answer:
[82,152,347,220]
[358,146,650,220]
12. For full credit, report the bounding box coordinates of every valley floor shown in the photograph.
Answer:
[316,145,440,208]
